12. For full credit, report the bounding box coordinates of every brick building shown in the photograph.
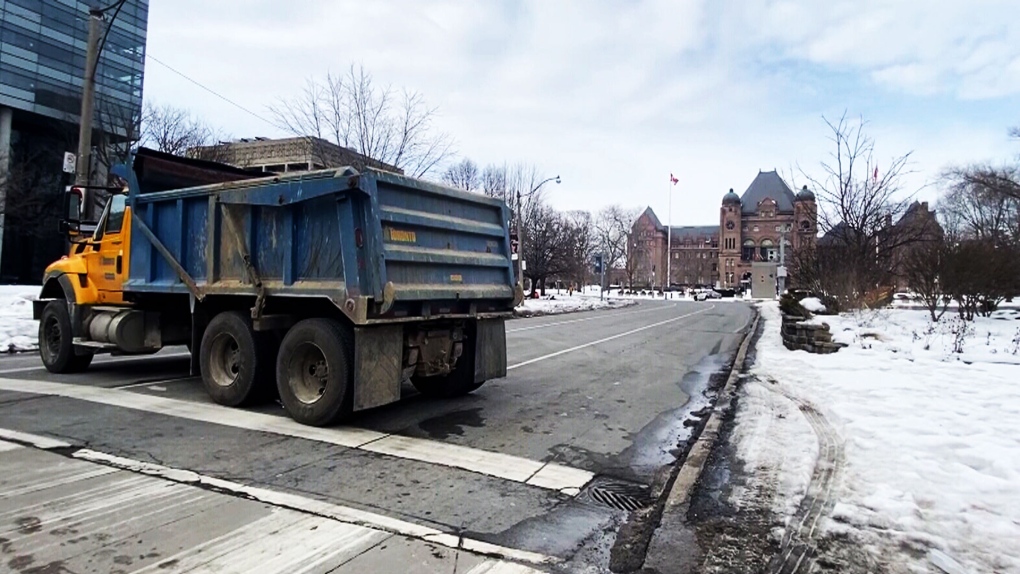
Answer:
[630,170,817,289]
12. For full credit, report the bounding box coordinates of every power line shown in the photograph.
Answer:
[144,53,277,128]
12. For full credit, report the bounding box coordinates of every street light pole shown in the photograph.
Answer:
[516,175,560,296]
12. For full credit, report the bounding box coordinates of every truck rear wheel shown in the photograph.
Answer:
[39,301,94,373]
[199,311,275,407]
[276,319,352,427]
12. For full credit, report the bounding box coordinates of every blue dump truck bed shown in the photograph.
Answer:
[123,158,519,324]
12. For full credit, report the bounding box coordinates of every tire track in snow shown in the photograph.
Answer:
[762,375,846,574]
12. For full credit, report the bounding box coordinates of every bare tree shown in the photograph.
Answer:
[561,210,596,288]
[902,237,950,321]
[141,102,220,156]
[94,98,142,175]
[795,112,933,308]
[481,163,508,201]
[0,146,63,240]
[942,239,1020,319]
[594,205,637,289]
[269,64,454,178]
[442,158,480,191]
[940,169,1020,246]
[521,200,570,296]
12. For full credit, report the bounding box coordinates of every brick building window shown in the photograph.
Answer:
[742,239,756,261]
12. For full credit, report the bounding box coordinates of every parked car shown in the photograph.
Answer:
[694,289,722,301]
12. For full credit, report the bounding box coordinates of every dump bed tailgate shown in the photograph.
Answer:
[372,171,515,304]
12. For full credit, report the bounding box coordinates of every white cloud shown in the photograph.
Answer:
[141,0,1020,226]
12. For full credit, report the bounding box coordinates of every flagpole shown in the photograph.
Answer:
[666,175,672,293]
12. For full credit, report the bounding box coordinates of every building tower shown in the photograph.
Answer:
[792,185,817,252]
[719,188,742,288]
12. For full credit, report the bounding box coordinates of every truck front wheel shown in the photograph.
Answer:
[276,319,353,427]
[39,301,93,373]
[199,311,275,406]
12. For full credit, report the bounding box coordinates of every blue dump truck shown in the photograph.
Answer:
[37,148,521,426]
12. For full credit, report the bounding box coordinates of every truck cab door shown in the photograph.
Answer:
[83,194,131,304]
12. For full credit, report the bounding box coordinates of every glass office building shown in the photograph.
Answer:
[0,0,149,283]
[0,0,147,128]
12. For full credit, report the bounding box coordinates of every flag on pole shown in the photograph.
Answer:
[670,173,678,185]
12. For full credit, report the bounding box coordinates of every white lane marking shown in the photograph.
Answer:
[0,352,191,375]
[73,448,556,566]
[360,434,539,482]
[0,465,118,500]
[0,427,72,449]
[526,462,594,493]
[116,376,195,390]
[506,303,676,333]
[129,511,386,574]
[507,305,716,371]
[0,380,594,493]
[466,560,548,574]
[0,439,22,453]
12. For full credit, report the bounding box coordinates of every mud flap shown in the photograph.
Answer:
[353,325,403,411]
[473,318,507,384]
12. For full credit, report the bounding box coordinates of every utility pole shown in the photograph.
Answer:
[75,7,104,220]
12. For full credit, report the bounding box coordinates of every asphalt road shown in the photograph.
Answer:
[0,299,753,573]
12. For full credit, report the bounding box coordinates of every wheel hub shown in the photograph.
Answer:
[288,343,330,405]
[208,333,242,388]
[43,318,61,357]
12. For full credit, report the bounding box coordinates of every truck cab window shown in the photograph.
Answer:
[105,195,127,234]
[92,194,126,241]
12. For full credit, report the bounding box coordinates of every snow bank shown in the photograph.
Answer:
[743,302,1020,573]
[0,285,40,352]
[798,297,826,313]
[514,292,635,317]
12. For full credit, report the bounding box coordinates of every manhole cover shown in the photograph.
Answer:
[579,478,651,512]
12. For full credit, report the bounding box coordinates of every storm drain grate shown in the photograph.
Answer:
[580,478,651,512]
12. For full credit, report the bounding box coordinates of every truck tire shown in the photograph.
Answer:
[276,318,353,427]
[39,301,94,373]
[199,311,275,407]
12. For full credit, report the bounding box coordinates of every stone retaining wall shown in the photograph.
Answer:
[780,313,847,354]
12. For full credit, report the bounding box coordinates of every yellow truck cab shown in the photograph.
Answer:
[35,188,135,372]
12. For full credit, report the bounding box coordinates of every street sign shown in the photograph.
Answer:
[62,152,77,174]
[777,266,787,278]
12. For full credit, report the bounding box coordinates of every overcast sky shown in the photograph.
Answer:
[142,0,1020,226]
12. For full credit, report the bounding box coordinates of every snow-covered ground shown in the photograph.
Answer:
[889,292,1020,311]
[0,285,39,352]
[514,289,636,317]
[734,302,1020,573]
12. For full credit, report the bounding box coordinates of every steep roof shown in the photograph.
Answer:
[670,225,719,242]
[895,201,934,225]
[740,170,797,215]
[639,206,664,230]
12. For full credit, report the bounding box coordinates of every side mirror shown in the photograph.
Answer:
[60,186,83,235]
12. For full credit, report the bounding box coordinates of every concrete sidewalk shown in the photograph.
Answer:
[0,439,542,574]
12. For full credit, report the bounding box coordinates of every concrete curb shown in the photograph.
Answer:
[664,310,760,511]
[609,307,761,573]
